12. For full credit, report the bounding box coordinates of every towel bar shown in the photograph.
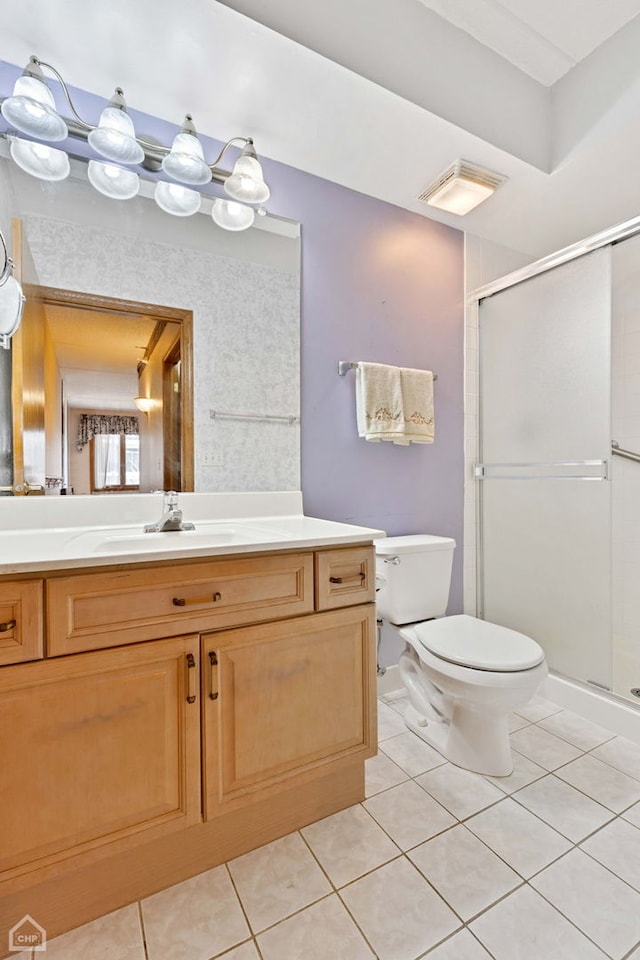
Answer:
[338,360,437,379]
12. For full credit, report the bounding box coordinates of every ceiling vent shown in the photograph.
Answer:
[418,160,507,216]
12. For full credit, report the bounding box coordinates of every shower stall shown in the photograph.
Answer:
[471,223,640,711]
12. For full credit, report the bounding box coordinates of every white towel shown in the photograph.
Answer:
[356,362,405,442]
[355,362,435,444]
[399,367,435,444]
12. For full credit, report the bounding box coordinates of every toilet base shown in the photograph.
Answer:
[403,702,514,777]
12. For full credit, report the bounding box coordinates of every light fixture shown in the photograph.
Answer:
[211,198,255,231]
[133,396,155,413]
[224,141,270,204]
[161,115,212,185]
[0,57,272,232]
[8,135,70,181]
[87,160,140,199]
[0,56,67,141]
[0,229,26,349]
[154,180,201,217]
[87,88,145,165]
[418,160,507,216]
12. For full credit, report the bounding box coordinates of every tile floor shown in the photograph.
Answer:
[19,692,640,960]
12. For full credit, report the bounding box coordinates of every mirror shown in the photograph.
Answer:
[0,159,301,497]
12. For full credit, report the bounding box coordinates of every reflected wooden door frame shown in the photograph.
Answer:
[28,283,194,492]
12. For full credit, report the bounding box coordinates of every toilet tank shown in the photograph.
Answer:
[375,534,456,625]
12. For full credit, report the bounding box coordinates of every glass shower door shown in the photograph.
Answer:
[477,247,612,688]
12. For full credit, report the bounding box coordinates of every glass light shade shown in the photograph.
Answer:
[9,137,70,181]
[425,176,495,215]
[133,396,155,413]
[88,105,144,165]
[0,275,26,341]
[224,155,270,204]
[154,181,201,217]
[87,160,140,200]
[211,199,255,231]
[161,132,212,185]
[1,74,68,142]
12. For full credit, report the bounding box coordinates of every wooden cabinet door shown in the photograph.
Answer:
[0,635,201,882]
[202,605,377,819]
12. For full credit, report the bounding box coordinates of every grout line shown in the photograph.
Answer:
[136,901,149,960]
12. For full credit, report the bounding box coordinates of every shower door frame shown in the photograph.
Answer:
[468,211,640,705]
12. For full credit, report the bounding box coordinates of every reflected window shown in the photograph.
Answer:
[90,433,140,492]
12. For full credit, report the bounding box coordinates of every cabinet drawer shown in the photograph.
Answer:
[315,546,375,610]
[0,580,43,665]
[47,553,314,655]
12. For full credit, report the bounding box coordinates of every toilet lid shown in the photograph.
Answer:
[411,615,544,672]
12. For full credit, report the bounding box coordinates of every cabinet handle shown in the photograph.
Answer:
[209,650,219,701]
[173,592,222,607]
[0,618,16,633]
[329,573,366,584]
[186,652,197,703]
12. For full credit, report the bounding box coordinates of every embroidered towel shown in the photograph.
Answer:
[356,362,405,442]
[399,367,435,444]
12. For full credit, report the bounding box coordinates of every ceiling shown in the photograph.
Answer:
[4,0,640,257]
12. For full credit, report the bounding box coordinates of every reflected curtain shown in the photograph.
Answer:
[76,414,139,452]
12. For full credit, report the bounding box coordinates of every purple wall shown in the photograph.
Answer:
[0,61,465,611]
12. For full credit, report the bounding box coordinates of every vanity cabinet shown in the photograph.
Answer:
[0,543,376,953]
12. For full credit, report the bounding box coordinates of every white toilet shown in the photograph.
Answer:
[376,535,547,776]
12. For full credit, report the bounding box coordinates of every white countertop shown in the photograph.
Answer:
[0,492,386,575]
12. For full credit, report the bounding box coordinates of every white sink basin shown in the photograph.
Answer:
[61,520,289,555]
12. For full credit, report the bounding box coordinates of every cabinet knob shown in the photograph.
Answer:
[0,618,16,633]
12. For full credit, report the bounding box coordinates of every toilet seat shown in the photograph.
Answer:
[408,614,544,672]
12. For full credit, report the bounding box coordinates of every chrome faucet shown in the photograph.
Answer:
[144,491,195,533]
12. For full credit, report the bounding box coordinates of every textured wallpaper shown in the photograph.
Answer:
[24,214,300,492]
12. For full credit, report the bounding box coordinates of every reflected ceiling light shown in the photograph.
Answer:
[418,160,507,216]
[161,115,212,185]
[0,56,271,231]
[211,198,255,231]
[224,142,270,204]
[0,57,68,141]
[87,160,140,200]
[87,88,145,165]
[8,136,70,181]
[154,180,201,217]
[0,229,26,349]
[133,396,155,413]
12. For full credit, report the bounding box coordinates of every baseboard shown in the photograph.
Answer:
[544,673,640,746]
[377,664,402,697]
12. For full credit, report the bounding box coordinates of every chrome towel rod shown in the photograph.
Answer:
[338,360,437,379]
[210,410,300,424]
[612,441,640,464]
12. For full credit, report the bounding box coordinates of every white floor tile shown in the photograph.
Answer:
[591,736,640,781]
[424,928,494,960]
[416,762,504,820]
[377,702,408,741]
[256,895,374,960]
[470,885,608,960]
[623,801,640,828]
[507,712,530,733]
[340,856,460,960]
[228,832,331,933]
[513,696,563,722]
[409,824,521,921]
[363,779,455,850]
[364,752,409,797]
[141,865,249,960]
[387,694,410,716]
[531,849,640,959]
[514,774,614,842]
[537,710,615,751]
[466,797,571,879]
[301,804,399,888]
[41,905,145,960]
[554,753,640,813]
[581,818,640,891]
[379,730,447,777]
[484,748,547,794]
[509,724,582,771]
